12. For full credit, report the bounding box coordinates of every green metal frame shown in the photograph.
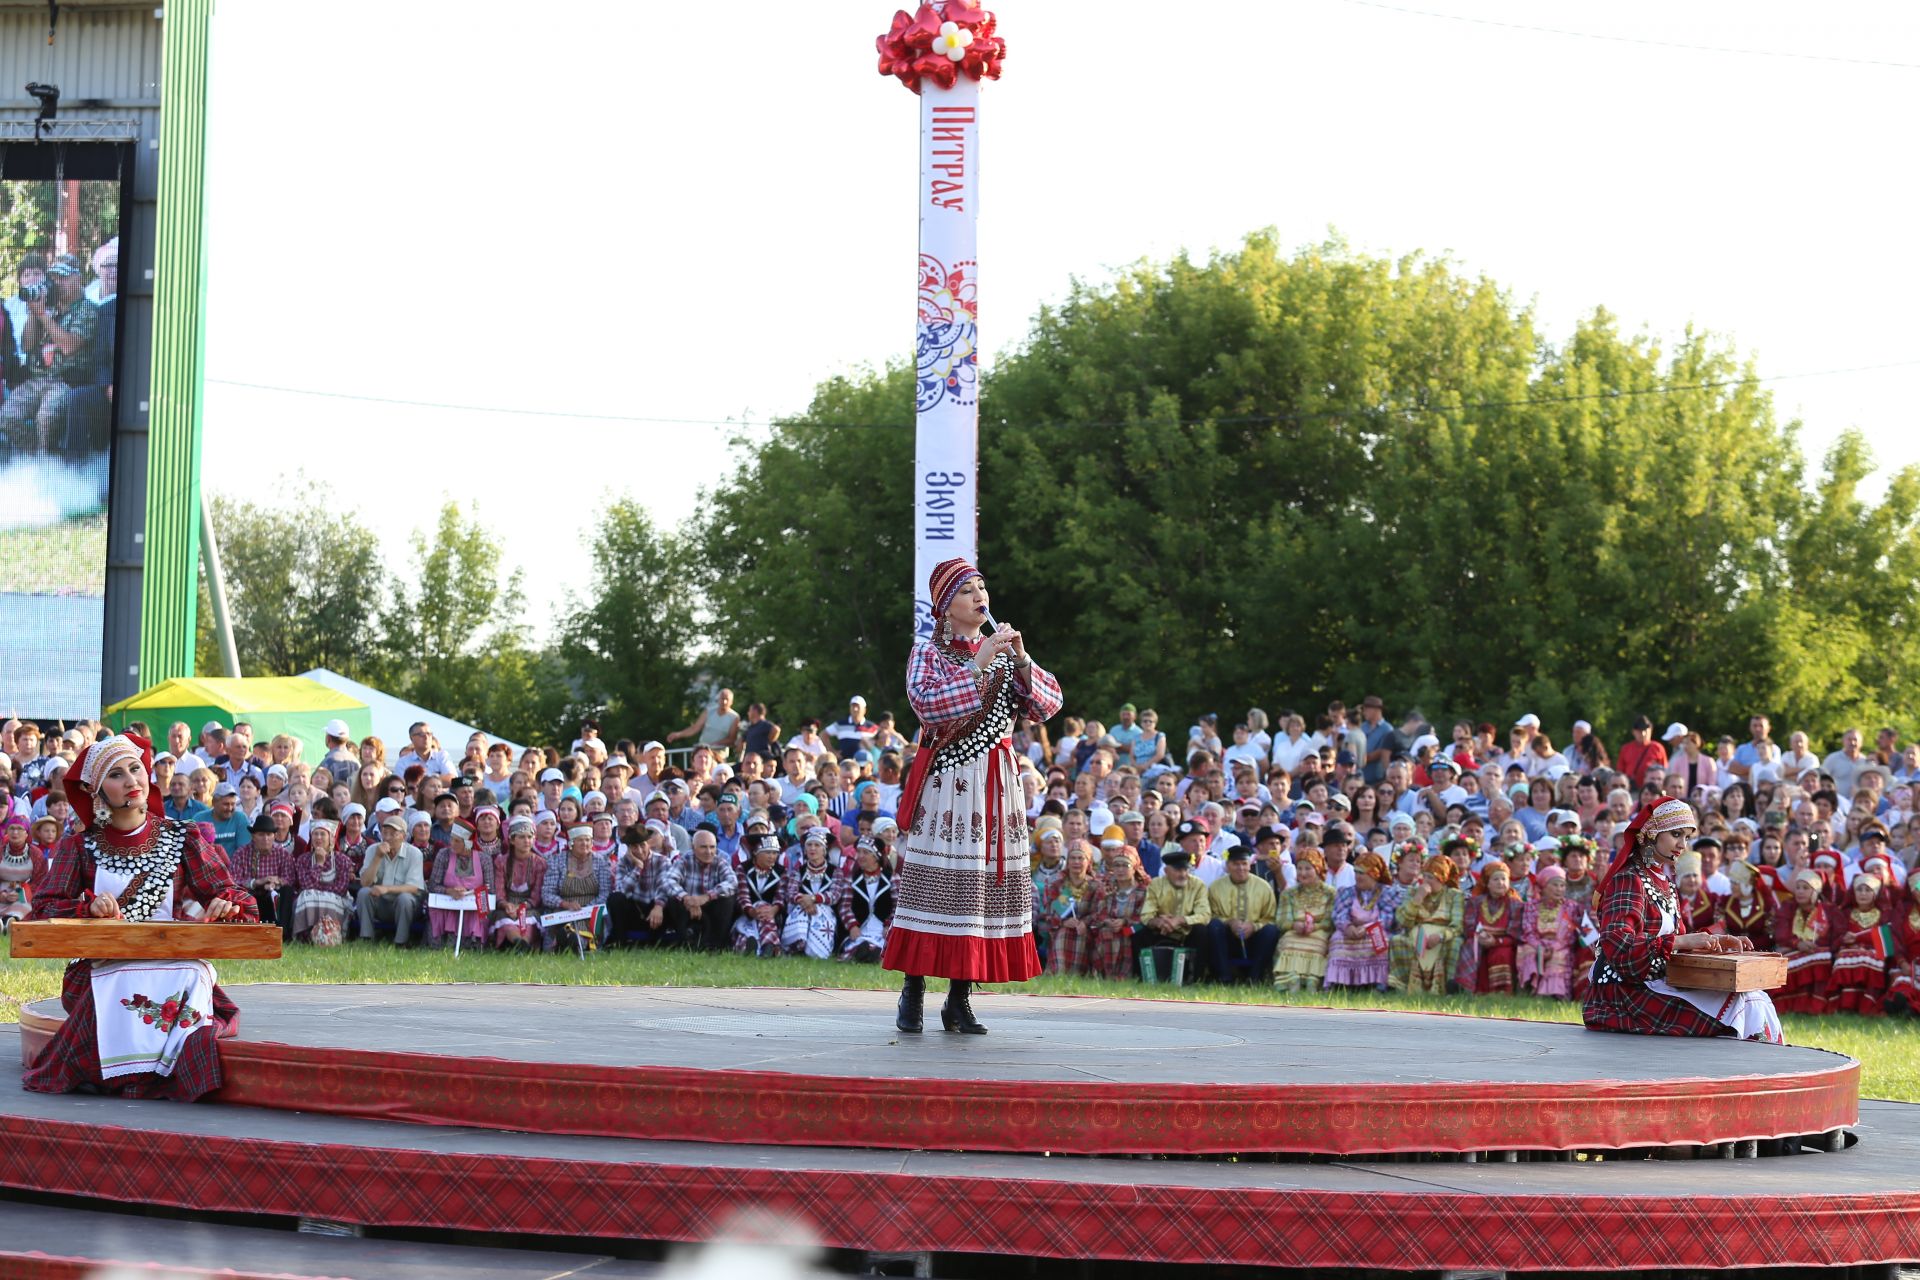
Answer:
[138,0,214,686]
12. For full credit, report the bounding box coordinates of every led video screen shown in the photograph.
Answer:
[0,154,123,719]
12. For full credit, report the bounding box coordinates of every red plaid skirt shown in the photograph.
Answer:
[21,960,240,1101]
[1583,979,1726,1036]
[1774,951,1832,1015]
[1045,918,1090,975]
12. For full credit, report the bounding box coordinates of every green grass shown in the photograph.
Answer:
[0,512,106,596]
[7,935,1916,1101]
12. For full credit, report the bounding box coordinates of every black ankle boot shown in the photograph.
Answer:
[896,975,926,1033]
[941,980,987,1034]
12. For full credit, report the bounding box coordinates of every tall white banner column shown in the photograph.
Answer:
[877,2,1004,637]
[912,76,980,638]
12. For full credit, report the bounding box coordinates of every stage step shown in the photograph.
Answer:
[1,1034,1915,1275]
[16,984,1861,1158]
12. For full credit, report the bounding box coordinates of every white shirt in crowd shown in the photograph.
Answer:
[1823,750,1866,796]
[1778,748,1821,781]
[1221,742,1266,774]
[396,746,453,778]
[1270,733,1316,773]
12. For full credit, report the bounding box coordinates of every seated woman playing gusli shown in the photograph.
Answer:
[1584,798,1781,1042]
[22,735,259,1100]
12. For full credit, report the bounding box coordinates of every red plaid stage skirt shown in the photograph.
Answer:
[22,960,240,1101]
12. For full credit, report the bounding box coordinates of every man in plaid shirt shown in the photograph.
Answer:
[608,820,674,946]
[665,828,737,950]
[233,812,296,935]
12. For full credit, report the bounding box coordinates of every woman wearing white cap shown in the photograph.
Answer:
[292,818,354,945]
[1584,799,1781,1041]
[886,557,1063,1035]
[543,824,610,951]
[491,816,546,951]
[22,734,258,1099]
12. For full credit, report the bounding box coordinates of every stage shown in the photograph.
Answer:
[5,983,1916,1274]
[12,983,1863,1156]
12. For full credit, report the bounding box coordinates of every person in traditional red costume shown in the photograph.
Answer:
[1772,868,1834,1015]
[1717,859,1775,954]
[1673,848,1721,935]
[884,558,1063,1034]
[1887,870,1920,1016]
[1583,798,1782,1042]
[1811,849,1848,909]
[1455,860,1521,994]
[1517,864,1589,1000]
[1827,872,1895,1015]
[22,734,259,1100]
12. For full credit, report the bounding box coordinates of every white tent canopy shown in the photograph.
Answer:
[297,669,527,769]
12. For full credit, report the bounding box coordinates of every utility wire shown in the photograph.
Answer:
[208,358,1920,433]
[1333,0,1920,70]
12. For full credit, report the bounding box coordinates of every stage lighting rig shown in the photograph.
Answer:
[25,82,59,138]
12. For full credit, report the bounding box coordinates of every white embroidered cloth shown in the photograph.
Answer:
[92,959,217,1079]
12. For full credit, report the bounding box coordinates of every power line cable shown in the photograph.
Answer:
[1332,0,1920,70]
[208,358,1920,433]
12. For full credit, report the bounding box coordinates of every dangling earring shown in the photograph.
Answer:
[940,617,953,646]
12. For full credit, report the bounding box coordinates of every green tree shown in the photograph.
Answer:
[194,485,389,680]
[698,229,1920,747]
[378,501,572,746]
[558,498,701,739]
[1756,432,1920,745]
[690,368,917,724]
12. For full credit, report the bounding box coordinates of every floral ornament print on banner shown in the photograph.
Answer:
[121,989,204,1034]
[916,253,977,410]
[876,1,1007,94]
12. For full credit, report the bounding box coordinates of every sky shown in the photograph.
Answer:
[200,0,1920,629]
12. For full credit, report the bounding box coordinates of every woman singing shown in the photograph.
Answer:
[23,734,259,1099]
[884,558,1063,1033]
[1583,798,1782,1042]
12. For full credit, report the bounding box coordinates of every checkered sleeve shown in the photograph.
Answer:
[781,862,836,910]
[906,640,984,727]
[835,867,860,933]
[179,822,262,920]
[540,852,567,908]
[1014,660,1063,722]
[24,832,90,918]
[1594,873,1674,982]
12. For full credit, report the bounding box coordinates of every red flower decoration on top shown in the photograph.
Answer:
[876,1,1007,94]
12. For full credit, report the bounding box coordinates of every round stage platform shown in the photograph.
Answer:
[3,988,1911,1274]
[19,983,1858,1157]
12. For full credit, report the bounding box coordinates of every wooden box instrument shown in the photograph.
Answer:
[1666,950,1787,992]
[9,920,282,961]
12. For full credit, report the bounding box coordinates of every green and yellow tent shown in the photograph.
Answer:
[103,677,371,763]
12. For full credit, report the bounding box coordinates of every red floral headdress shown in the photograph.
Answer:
[66,733,166,830]
[876,2,1007,94]
[1601,798,1696,892]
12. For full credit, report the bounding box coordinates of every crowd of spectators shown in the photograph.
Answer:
[3,696,1916,1018]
